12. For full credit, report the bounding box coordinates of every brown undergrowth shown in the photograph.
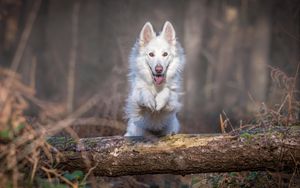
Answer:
[0,67,104,188]
[216,65,300,188]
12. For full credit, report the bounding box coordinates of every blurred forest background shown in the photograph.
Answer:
[0,0,299,135]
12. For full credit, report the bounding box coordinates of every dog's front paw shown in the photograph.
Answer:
[144,96,156,111]
[139,91,156,111]
[155,88,170,111]
[155,99,166,111]
[155,95,167,111]
[165,100,181,112]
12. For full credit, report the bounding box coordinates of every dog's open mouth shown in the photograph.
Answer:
[153,73,165,85]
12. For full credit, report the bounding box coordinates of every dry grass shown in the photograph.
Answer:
[218,65,300,188]
[0,67,107,187]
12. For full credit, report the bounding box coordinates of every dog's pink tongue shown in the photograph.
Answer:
[154,76,165,85]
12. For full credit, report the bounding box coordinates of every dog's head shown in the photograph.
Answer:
[135,21,179,86]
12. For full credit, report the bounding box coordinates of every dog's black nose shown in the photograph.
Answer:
[155,64,163,74]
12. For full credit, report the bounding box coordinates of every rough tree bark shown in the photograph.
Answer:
[48,126,300,177]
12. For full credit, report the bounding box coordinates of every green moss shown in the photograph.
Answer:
[240,133,253,140]
[47,137,77,150]
[82,139,97,148]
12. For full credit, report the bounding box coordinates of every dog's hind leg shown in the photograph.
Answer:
[164,115,180,135]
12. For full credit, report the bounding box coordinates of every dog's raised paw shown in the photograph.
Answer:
[144,96,156,111]
[155,97,168,111]
[155,100,165,111]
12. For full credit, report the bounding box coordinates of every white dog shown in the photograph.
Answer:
[124,21,185,136]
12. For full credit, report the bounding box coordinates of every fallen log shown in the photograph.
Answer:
[48,126,300,177]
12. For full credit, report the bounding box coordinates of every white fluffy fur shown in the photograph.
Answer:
[124,21,185,136]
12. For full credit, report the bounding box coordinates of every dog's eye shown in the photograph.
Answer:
[162,52,168,57]
[149,52,155,57]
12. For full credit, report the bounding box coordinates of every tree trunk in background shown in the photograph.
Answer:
[213,5,239,110]
[182,0,216,133]
[0,0,22,65]
[67,1,80,113]
[43,0,72,101]
[248,16,269,111]
[183,0,206,119]
[198,1,271,117]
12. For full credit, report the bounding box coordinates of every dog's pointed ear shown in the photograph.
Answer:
[161,21,176,45]
[139,22,156,47]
